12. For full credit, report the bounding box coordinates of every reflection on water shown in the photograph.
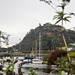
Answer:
[22,63,48,75]
[22,63,47,69]
[15,57,49,75]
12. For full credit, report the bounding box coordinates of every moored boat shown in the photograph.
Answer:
[32,57,43,64]
[23,57,32,63]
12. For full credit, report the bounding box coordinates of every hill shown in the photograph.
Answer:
[13,23,75,52]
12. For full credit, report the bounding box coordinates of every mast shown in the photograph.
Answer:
[39,32,41,57]
[35,41,37,56]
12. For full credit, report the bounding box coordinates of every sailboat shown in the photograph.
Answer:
[32,32,43,64]
[23,48,34,63]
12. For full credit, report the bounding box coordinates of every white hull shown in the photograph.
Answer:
[32,58,43,64]
[23,59,32,63]
[23,57,32,63]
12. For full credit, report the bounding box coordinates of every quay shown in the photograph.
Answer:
[0,52,50,57]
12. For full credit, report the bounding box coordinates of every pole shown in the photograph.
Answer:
[39,32,41,58]
[35,42,37,56]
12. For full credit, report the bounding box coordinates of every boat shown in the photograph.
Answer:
[32,32,43,64]
[23,57,32,63]
[23,50,35,63]
[32,57,43,64]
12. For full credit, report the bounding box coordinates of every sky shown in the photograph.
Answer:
[0,0,75,45]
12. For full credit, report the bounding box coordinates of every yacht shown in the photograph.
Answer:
[23,57,32,63]
[32,57,43,64]
[32,32,43,64]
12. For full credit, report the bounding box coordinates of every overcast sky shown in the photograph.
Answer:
[0,0,75,45]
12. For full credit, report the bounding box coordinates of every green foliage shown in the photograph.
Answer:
[43,61,48,64]
[58,2,67,7]
[62,45,67,50]
[3,60,6,64]
[0,31,6,40]
[72,60,75,65]
[69,52,75,57]
[5,59,14,75]
[61,27,65,31]
[60,71,67,75]
[53,11,71,25]
[60,62,75,73]
[5,65,11,75]
[28,68,38,75]
[1,36,6,40]
[56,59,75,74]
[10,59,14,63]
[0,31,2,34]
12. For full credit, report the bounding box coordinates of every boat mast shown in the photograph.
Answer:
[35,41,37,56]
[39,32,41,57]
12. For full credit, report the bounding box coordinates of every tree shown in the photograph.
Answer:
[53,2,71,62]
[40,0,75,74]
[53,11,71,25]
[40,0,71,61]
[0,31,6,52]
[53,3,71,46]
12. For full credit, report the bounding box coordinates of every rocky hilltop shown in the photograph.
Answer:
[14,23,75,52]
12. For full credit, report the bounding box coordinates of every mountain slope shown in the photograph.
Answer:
[14,23,75,52]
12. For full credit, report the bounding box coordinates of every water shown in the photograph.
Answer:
[14,57,50,75]
[1,56,71,75]
[0,56,49,75]
[22,63,48,75]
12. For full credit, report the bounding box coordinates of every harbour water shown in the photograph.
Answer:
[21,63,48,75]
[14,57,60,75]
[1,56,72,75]
[0,56,49,75]
[14,56,49,75]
